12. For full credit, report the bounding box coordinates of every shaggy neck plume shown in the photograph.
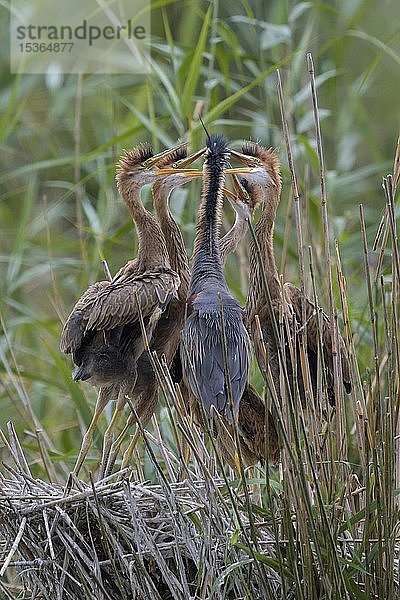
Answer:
[190,134,230,292]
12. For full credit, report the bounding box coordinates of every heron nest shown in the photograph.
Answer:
[0,464,280,599]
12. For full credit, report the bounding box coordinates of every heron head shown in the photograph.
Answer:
[229,142,281,211]
[223,175,253,221]
[152,145,208,192]
[116,143,194,187]
[147,139,253,193]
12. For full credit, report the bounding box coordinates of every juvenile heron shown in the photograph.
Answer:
[181,134,251,423]
[103,146,206,473]
[61,144,185,475]
[230,142,351,408]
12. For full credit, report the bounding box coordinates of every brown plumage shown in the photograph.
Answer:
[238,385,280,464]
[150,149,193,363]
[216,384,280,469]
[108,146,269,475]
[230,141,352,411]
[104,147,204,474]
[60,144,181,475]
[218,180,260,263]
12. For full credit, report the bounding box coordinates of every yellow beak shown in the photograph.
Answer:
[229,149,262,167]
[230,173,250,201]
[141,143,188,168]
[155,168,203,177]
[155,167,254,177]
[172,147,207,168]
[222,187,236,201]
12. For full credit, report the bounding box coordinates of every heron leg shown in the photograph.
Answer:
[73,386,113,476]
[120,428,141,470]
[104,410,137,476]
[98,395,126,479]
[106,389,157,476]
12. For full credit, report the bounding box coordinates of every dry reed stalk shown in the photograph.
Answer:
[0,423,281,599]
[307,53,348,485]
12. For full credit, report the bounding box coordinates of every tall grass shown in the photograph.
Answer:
[1,0,400,597]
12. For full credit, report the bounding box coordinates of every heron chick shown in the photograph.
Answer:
[230,141,351,409]
[61,144,188,475]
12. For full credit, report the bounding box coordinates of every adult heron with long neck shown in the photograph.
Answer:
[149,157,280,470]
[213,180,281,468]
[181,134,251,423]
[61,144,187,475]
[152,145,279,468]
[230,141,351,408]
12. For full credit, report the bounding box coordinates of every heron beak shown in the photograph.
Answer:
[172,147,207,168]
[155,168,203,177]
[155,166,253,177]
[141,143,188,168]
[229,149,262,167]
[222,187,236,201]
[224,167,254,175]
[222,175,250,207]
[231,173,250,201]
[153,146,207,176]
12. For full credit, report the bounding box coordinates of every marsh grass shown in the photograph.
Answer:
[1,0,400,597]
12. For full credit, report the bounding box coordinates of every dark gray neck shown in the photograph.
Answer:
[189,245,227,294]
[189,139,229,294]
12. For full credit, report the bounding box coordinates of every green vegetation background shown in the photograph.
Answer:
[0,0,399,472]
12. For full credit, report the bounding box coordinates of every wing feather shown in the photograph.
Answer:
[60,281,109,353]
[60,269,180,354]
[181,295,250,422]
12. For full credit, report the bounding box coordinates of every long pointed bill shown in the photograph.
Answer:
[156,168,252,177]
[229,149,262,167]
[222,187,236,201]
[155,166,253,177]
[155,168,203,177]
[231,173,250,201]
[172,147,207,168]
[141,142,188,168]
[224,167,254,175]
[222,176,250,207]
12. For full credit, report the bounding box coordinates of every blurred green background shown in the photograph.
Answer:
[1,0,399,471]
